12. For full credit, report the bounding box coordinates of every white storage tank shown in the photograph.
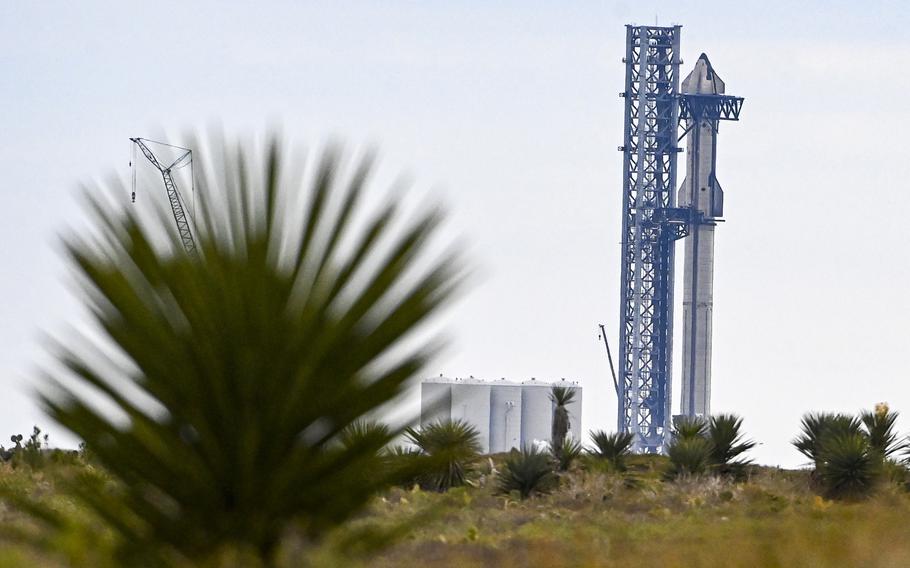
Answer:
[450,380,492,454]
[567,390,583,441]
[420,379,452,427]
[520,380,553,449]
[489,383,522,453]
[418,377,582,455]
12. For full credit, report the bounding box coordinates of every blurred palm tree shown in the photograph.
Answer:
[8,135,464,565]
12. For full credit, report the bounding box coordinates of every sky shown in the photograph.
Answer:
[2,1,910,467]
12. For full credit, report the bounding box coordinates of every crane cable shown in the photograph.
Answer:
[130,141,137,203]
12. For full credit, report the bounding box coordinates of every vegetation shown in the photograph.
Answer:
[548,386,575,449]
[0,136,463,566]
[407,419,481,492]
[673,416,708,441]
[3,452,910,566]
[815,432,880,499]
[793,412,863,468]
[665,437,713,478]
[550,437,582,472]
[707,414,756,478]
[793,406,903,500]
[665,414,755,480]
[588,431,634,471]
[496,446,557,499]
[340,420,393,452]
[861,403,904,459]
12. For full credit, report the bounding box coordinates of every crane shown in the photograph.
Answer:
[129,138,197,254]
[598,324,619,396]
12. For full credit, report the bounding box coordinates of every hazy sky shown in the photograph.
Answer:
[3,1,910,467]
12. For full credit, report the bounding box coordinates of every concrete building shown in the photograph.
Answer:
[419,377,582,454]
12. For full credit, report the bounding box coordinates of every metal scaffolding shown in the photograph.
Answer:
[617,25,683,453]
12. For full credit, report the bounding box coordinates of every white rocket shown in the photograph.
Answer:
[678,54,726,418]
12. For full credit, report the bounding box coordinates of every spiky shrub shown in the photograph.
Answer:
[589,430,634,471]
[549,386,576,448]
[708,414,755,478]
[550,436,583,472]
[793,412,862,469]
[339,420,392,452]
[673,415,708,441]
[816,433,880,499]
[665,437,713,479]
[497,446,557,499]
[407,419,481,491]
[861,403,904,460]
[793,411,885,499]
[6,137,462,565]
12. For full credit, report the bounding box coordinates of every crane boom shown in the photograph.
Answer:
[598,323,620,396]
[129,137,197,254]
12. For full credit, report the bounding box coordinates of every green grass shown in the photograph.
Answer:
[4,456,910,567]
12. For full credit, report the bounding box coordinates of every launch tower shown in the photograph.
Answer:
[616,25,684,453]
[615,26,743,452]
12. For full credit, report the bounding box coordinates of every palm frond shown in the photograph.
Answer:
[548,386,576,406]
[14,135,464,564]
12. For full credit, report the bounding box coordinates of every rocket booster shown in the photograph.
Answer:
[679,53,727,419]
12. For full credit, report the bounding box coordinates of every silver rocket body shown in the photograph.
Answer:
[679,55,725,418]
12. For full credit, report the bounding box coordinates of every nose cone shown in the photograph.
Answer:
[681,53,725,95]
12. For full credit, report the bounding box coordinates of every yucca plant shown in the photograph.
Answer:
[861,403,904,460]
[407,419,481,491]
[793,411,885,499]
[816,432,880,499]
[708,414,755,478]
[665,416,711,480]
[550,436,583,472]
[589,430,634,471]
[673,415,708,441]
[793,412,862,468]
[549,386,576,448]
[339,420,392,452]
[4,136,463,565]
[497,446,557,499]
[665,437,713,479]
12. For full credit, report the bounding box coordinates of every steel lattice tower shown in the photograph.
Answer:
[617,25,685,453]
